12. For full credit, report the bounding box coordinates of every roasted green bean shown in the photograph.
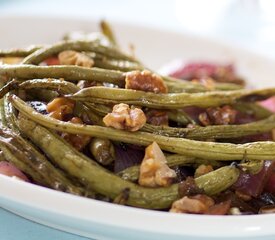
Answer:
[68,86,275,109]
[233,102,272,119]
[0,46,41,57]
[100,20,118,47]
[17,115,240,208]
[0,65,125,86]
[10,95,275,161]
[17,115,179,209]
[0,126,85,195]
[142,114,275,140]
[22,40,138,65]
[194,165,240,195]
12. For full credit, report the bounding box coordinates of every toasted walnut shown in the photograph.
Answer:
[145,109,168,126]
[170,194,231,215]
[138,142,176,187]
[170,195,213,214]
[46,97,75,121]
[207,200,231,215]
[61,117,91,151]
[199,105,237,126]
[58,50,94,68]
[103,103,146,132]
[125,70,168,93]
[194,164,213,178]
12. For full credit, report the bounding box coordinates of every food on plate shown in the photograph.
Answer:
[1,20,275,215]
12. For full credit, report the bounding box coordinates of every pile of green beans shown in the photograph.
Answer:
[0,22,274,213]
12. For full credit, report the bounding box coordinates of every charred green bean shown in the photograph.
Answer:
[10,95,275,161]
[0,65,125,85]
[22,40,138,65]
[142,114,275,140]
[68,86,275,109]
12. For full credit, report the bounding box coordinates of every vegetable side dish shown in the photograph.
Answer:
[1,21,275,215]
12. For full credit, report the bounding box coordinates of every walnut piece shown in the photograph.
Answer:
[61,117,91,151]
[58,50,94,68]
[145,109,168,126]
[199,105,237,126]
[194,164,213,178]
[103,103,146,132]
[125,70,168,93]
[46,97,75,121]
[138,142,176,187]
[170,194,214,214]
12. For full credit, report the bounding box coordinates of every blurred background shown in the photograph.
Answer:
[1,0,275,57]
[1,1,275,239]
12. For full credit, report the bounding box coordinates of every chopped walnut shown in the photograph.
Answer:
[194,164,213,178]
[199,105,237,126]
[170,194,214,214]
[145,109,168,126]
[61,117,91,151]
[58,50,94,68]
[207,200,231,215]
[103,103,146,132]
[125,70,168,93]
[138,142,176,187]
[46,97,75,121]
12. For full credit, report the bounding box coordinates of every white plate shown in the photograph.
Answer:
[1,16,275,240]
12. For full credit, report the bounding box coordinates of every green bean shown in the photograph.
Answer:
[194,165,240,195]
[233,102,272,119]
[16,79,104,125]
[84,102,111,116]
[10,95,275,161]
[89,138,115,165]
[0,79,18,99]
[0,79,80,98]
[94,58,143,72]
[74,102,104,126]
[0,126,85,195]
[68,86,275,109]
[167,110,195,125]
[0,64,240,94]
[0,99,7,127]
[0,46,41,57]
[238,160,264,175]
[142,114,275,140]
[17,114,239,207]
[118,155,221,182]
[22,40,138,65]
[3,94,20,133]
[17,115,179,209]
[0,65,125,86]
[165,79,243,93]
[100,20,118,47]
[19,79,80,94]
[163,76,243,92]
